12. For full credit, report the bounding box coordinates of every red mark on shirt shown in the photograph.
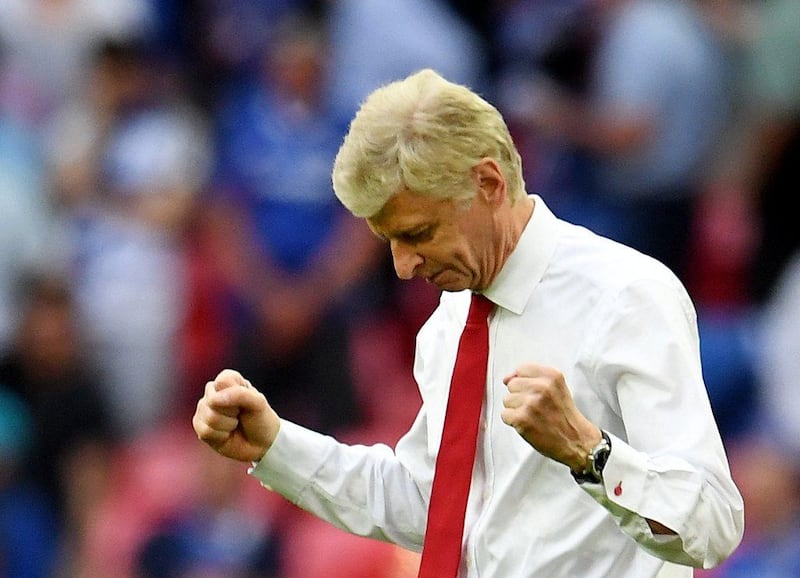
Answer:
[614,481,623,496]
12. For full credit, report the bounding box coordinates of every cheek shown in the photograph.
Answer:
[426,226,477,270]
[436,243,476,271]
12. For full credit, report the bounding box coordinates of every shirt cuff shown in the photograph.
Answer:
[248,419,335,502]
[598,431,650,512]
[579,432,684,535]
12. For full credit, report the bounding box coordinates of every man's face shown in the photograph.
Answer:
[367,189,493,292]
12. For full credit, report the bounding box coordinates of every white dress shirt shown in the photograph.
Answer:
[250,195,744,577]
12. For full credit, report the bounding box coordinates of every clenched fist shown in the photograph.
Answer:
[192,369,281,462]
[501,363,601,473]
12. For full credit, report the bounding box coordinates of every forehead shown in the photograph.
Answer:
[367,189,450,238]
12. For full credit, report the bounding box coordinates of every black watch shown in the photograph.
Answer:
[571,430,612,484]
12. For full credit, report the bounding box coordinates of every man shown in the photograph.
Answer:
[193,69,744,577]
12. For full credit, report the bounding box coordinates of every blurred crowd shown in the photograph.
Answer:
[0,0,797,577]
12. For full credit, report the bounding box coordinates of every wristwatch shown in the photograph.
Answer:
[571,430,612,484]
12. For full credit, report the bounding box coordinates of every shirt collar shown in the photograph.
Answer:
[482,195,560,315]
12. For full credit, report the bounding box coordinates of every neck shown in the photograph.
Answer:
[481,195,535,290]
[511,195,536,245]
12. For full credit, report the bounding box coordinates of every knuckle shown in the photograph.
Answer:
[215,368,242,383]
[194,421,212,440]
[543,366,564,382]
[517,362,541,376]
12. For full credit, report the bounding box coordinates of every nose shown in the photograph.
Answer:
[390,240,423,280]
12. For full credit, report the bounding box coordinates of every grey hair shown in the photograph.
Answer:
[332,69,526,218]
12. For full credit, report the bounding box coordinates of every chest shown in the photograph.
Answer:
[415,294,620,457]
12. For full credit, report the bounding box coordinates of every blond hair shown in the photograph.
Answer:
[332,69,525,218]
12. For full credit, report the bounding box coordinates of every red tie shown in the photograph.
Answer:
[418,293,494,578]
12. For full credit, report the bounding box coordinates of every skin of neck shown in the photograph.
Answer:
[472,159,535,292]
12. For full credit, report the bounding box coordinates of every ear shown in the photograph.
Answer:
[473,158,507,208]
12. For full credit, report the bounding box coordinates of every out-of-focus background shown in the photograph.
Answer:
[0,0,798,576]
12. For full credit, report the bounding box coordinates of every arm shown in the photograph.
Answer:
[192,369,429,550]
[249,416,429,551]
[501,365,676,537]
[586,278,744,567]
[501,278,744,568]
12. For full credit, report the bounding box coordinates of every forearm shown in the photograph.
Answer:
[249,420,427,550]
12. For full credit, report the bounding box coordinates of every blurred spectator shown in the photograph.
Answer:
[48,38,211,437]
[688,0,800,447]
[181,0,320,110]
[279,511,419,578]
[697,439,800,578]
[0,103,54,357]
[0,273,116,531]
[136,446,283,578]
[494,0,598,224]
[696,307,758,441]
[0,386,59,578]
[206,13,383,434]
[702,0,800,304]
[494,0,593,77]
[60,421,284,578]
[326,0,487,128]
[0,0,153,132]
[60,423,200,578]
[497,0,729,281]
[755,249,800,459]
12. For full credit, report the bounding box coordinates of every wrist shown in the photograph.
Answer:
[568,426,603,473]
[571,430,612,484]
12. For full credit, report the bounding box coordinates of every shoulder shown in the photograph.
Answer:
[551,221,692,310]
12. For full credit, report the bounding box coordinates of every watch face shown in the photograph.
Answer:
[593,445,610,474]
[593,433,612,476]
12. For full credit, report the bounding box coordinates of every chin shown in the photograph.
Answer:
[433,279,469,292]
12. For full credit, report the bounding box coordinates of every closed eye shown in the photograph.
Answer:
[397,226,435,245]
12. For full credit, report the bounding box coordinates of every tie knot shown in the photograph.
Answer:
[467,293,494,325]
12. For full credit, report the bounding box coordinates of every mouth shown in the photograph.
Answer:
[426,270,445,285]
[427,269,463,291]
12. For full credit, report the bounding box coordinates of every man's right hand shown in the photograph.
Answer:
[192,369,280,462]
